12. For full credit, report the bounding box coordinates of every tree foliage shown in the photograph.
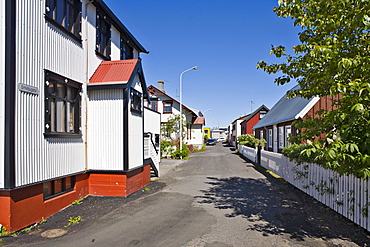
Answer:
[160,114,188,145]
[257,0,370,178]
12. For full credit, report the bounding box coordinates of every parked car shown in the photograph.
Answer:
[206,139,217,145]
[217,137,225,143]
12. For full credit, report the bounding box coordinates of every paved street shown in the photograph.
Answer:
[5,144,370,246]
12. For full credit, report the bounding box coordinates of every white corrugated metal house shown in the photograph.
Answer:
[147,82,205,149]
[0,0,160,232]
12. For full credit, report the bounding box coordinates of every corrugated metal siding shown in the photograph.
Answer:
[88,90,124,170]
[0,0,5,188]
[14,0,86,187]
[128,82,144,170]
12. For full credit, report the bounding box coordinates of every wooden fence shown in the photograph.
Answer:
[238,145,370,231]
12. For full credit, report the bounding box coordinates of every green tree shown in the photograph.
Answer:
[257,0,370,178]
[161,114,188,146]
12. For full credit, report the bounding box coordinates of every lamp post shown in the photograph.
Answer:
[179,66,198,154]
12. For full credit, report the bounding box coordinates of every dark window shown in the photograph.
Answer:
[43,176,75,200]
[131,89,142,114]
[163,101,172,114]
[45,0,81,40]
[96,9,111,60]
[120,33,134,60]
[45,70,81,137]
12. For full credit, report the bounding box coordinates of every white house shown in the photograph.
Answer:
[0,0,159,232]
[147,82,205,149]
[229,114,250,147]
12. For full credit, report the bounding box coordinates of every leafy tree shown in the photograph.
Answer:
[257,0,370,178]
[161,114,188,146]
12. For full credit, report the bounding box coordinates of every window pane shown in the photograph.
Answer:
[54,179,63,194]
[56,0,65,25]
[48,81,55,94]
[67,87,77,101]
[57,83,66,98]
[65,176,72,189]
[68,102,75,132]
[50,99,55,132]
[56,100,65,132]
[43,181,53,198]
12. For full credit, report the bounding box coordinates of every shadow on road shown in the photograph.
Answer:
[196,175,370,245]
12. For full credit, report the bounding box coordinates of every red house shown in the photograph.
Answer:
[240,105,269,135]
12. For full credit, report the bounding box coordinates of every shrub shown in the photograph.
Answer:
[171,144,190,159]
[238,134,266,148]
[160,140,174,157]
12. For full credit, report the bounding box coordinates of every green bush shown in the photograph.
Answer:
[238,134,266,148]
[160,140,173,157]
[171,144,190,159]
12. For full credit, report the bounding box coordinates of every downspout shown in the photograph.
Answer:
[84,0,94,171]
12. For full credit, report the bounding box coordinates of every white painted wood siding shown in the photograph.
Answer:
[238,146,370,232]
[88,90,124,170]
[0,0,5,188]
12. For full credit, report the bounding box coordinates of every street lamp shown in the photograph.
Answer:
[180,66,198,154]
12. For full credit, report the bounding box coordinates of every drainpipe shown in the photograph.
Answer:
[84,0,94,171]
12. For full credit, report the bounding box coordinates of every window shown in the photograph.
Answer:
[260,130,264,140]
[120,33,134,60]
[43,176,75,200]
[96,9,111,60]
[149,98,158,111]
[278,126,284,149]
[45,0,81,40]
[45,70,81,137]
[260,110,267,119]
[131,89,142,114]
[163,101,172,114]
[285,125,291,147]
[268,129,273,148]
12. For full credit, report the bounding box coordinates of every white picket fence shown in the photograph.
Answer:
[238,145,370,231]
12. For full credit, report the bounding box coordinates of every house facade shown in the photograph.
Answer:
[229,114,250,147]
[240,105,269,135]
[0,0,159,232]
[147,82,205,148]
[253,85,338,153]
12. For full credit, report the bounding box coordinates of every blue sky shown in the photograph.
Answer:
[105,0,301,128]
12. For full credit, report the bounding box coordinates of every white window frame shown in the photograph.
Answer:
[278,126,284,149]
[285,125,291,147]
[268,129,273,148]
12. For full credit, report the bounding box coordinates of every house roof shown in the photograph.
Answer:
[231,114,250,124]
[148,85,196,115]
[147,85,205,125]
[253,85,319,129]
[240,105,269,125]
[88,59,149,99]
[89,59,138,84]
[193,117,205,125]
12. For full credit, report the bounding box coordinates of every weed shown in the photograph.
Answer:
[72,198,83,205]
[0,239,3,246]
[144,187,151,191]
[64,216,82,227]
[40,217,47,224]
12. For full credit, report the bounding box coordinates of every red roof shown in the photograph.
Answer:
[89,59,138,84]
[193,117,205,125]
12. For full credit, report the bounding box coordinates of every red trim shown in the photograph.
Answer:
[0,165,152,232]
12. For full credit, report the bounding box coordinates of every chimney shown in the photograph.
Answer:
[158,81,165,92]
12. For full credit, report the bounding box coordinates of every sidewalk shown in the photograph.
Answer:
[154,158,186,178]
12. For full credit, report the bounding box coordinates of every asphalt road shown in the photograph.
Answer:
[4,144,370,246]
